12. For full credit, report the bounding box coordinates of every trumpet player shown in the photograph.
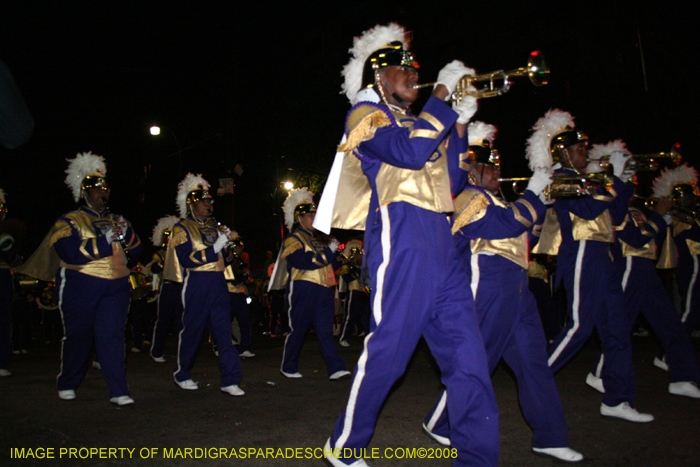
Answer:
[423,122,582,462]
[337,239,370,347]
[164,173,244,396]
[654,165,700,343]
[277,188,348,380]
[148,215,182,363]
[52,152,142,405]
[584,150,700,399]
[528,112,654,422]
[319,23,498,467]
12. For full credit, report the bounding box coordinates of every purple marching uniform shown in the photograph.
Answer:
[280,227,345,376]
[168,217,242,387]
[225,267,252,355]
[547,169,638,406]
[671,216,700,336]
[149,250,183,360]
[338,285,370,343]
[425,188,572,450]
[590,207,700,384]
[53,206,142,398]
[328,97,499,466]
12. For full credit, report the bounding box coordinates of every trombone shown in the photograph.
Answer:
[415,51,549,102]
[589,144,682,172]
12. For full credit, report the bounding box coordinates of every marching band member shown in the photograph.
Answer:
[423,122,582,462]
[337,239,370,347]
[224,236,255,358]
[148,215,182,363]
[316,24,498,467]
[655,164,700,341]
[277,188,348,380]
[585,157,700,399]
[164,174,244,396]
[529,111,653,422]
[53,152,142,405]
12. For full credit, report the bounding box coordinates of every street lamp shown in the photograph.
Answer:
[149,124,183,176]
[284,181,294,190]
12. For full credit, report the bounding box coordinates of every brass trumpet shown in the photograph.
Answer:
[498,172,613,200]
[589,144,682,172]
[415,51,549,102]
[634,194,699,223]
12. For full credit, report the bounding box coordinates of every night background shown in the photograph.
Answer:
[1,2,698,271]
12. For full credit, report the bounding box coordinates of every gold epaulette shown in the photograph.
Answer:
[338,104,392,154]
[281,236,302,259]
[452,189,490,235]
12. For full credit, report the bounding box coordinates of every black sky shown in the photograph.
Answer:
[1,2,698,268]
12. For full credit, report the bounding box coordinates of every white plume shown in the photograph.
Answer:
[467,121,497,145]
[526,109,574,171]
[151,215,180,246]
[176,173,210,218]
[64,152,107,202]
[653,163,698,198]
[341,23,407,105]
[589,139,628,160]
[283,187,314,231]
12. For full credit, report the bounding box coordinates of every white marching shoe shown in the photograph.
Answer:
[221,385,245,396]
[110,396,135,406]
[324,438,370,467]
[585,373,605,393]
[533,447,584,462]
[58,390,76,400]
[600,402,654,423]
[653,356,669,372]
[669,381,700,399]
[280,370,302,379]
[329,370,352,381]
[175,379,199,390]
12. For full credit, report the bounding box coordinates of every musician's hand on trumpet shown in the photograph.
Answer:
[434,61,475,101]
[609,151,633,180]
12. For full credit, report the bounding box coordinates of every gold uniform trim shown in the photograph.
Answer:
[570,211,613,243]
[286,229,336,287]
[452,189,490,235]
[50,210,130,280]
[339,105,393,154]
[657,226,678,269]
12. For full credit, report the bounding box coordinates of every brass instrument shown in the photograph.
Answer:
[338,252,362,282]
[589,144,682,172]
[211,215,248,284]
[103,201,150,300]
[498,172,613,200]
[414,51,549,102]
[633,194,699,224]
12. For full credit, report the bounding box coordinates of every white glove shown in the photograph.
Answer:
[435,60,475,99]
[453,93,478,124]
[328,238,339,253]
[527,167,552,196]
[105,228,122,243]
[620,168,635,183]
[609,150,632,178]
[213,231,228,254]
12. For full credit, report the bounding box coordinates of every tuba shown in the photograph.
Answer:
[415,51,549,102]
